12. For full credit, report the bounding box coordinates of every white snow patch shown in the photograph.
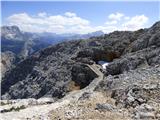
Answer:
[98,61,109,69]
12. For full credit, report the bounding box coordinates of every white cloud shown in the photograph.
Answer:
[95,25,117,33]
[124,16,130,20]
[105,13,148,32]
[64,12,76,17]
[38,12,47,17]
[108,12,124,21]
[105,20,117,25]
[7,12,91,34]
[6,12,149,34]
[7,13,32,24]
[122,15,148,30]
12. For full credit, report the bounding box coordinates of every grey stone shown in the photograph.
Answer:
[95,103,116,111]
[134,104,156,119]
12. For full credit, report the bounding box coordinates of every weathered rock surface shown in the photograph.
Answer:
[96,66,160,105]
[95,103,116,112]
[133,104,156,119]
[1,40,85,99]
[95,66,160,120]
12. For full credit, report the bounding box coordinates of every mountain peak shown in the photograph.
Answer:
[2,25,20,33]
[1,25,22,40]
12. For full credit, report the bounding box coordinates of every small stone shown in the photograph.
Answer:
[37,98,54,105]
[127,95,135,103]
[139,112,155,119]
[156,113,160,119]
[95,103,115,111]
[78,92,91,100]
[138,104,155,112]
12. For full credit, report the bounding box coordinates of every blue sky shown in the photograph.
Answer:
[1,1,160,34]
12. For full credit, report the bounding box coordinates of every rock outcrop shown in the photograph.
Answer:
[71,63,98,89]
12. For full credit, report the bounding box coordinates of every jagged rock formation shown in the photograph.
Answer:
[105,22,160,75]
[1,21,160,120]
[95,66,160,108]
[2,21,160,99]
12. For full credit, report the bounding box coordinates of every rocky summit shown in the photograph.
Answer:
[1,21,160,120]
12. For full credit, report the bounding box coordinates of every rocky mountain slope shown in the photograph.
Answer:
[1,26,51,77]
[1,21,160,120]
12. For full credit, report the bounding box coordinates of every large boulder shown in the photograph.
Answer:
[71,63,98,89]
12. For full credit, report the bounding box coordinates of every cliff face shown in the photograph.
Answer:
[1,21,160,100]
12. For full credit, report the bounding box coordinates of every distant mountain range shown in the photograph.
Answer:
[1,26,104,58]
